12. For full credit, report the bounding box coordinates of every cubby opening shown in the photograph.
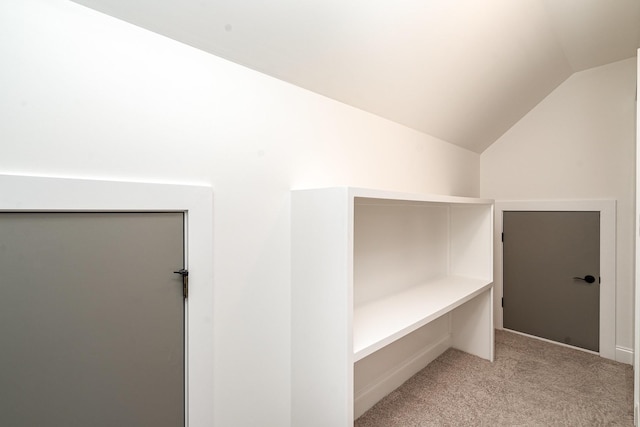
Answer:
[353,198,493,361]
[291,187,494,426]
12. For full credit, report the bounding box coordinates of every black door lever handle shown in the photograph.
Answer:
[573,275,596,284]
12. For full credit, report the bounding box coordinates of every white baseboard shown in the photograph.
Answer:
[616,346,633,365]
[354,334,451,419]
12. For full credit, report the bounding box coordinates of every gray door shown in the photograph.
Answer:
[0,212,185,427]
[503,211,599,352]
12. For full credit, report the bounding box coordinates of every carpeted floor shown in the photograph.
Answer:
[355,329,634,426]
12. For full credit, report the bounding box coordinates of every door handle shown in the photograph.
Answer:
[174,269,189,298]
[573,275,596,284]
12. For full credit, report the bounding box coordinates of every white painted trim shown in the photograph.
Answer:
[0,174,214,427]
[616,346,634,365]
[353,333,451,419]
[495,200,616,361]
[634,49,640,427]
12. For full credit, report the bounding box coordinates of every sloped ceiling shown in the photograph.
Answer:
[72,0,640,153]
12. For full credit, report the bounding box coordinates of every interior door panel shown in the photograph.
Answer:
[503,211,599,352]
[0,212,185,427]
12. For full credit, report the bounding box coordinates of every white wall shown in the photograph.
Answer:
[481,57,637,357]
[0,1,480,426]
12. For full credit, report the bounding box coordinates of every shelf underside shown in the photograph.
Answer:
[353,276,493,361]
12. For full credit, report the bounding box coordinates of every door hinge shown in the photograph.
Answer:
[174,269,189,299]
[501,297,504,307]
[501,232,504,242]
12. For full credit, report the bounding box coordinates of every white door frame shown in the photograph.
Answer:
[0,174,214,427]
[495,200,616,361]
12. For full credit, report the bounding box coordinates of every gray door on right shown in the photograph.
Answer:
[503,211,600,352]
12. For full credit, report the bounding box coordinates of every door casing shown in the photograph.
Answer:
[494,200,616,361]
[0,175,214,426]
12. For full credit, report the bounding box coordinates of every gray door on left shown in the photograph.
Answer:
[0,212,185,427]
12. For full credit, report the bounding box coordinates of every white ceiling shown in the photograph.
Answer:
[72,0,640,153]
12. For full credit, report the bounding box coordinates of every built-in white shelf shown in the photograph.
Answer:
[292,187,494,427]
[354,276,493,361]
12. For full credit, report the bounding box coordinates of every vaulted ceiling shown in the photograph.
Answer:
[73,0,640,153]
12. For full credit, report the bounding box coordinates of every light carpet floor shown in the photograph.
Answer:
[355,329,633,426]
